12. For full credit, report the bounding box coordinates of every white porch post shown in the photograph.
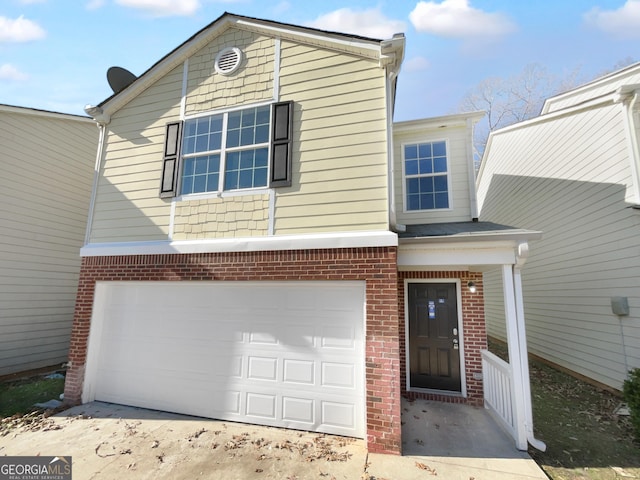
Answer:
[513,265,547,451]
[501,264,528,450]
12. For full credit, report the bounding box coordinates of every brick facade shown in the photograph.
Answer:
[398,271,486,406]
[64,247,402,455]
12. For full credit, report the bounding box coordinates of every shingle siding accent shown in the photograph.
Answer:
[65,247,401,455]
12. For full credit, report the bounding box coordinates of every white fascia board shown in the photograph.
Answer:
[81,230,398,257]
[393,111,485,134]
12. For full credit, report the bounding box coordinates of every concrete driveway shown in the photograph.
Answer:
[0,400,548,479]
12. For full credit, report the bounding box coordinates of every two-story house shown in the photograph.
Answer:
[64,12,542,454]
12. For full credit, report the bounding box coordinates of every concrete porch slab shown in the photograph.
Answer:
[366,398,548,480]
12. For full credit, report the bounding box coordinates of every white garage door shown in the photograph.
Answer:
[83,281,365,438]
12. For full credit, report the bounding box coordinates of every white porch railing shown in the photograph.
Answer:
[481,349,516,439]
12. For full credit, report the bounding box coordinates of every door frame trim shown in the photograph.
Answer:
[403,278,467,398]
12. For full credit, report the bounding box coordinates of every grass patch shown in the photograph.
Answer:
[0,373,65,418]
[489,340,639,480]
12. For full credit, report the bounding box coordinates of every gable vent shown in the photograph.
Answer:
[215,47,242,75]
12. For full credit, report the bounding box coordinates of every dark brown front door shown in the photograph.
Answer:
[408,282,461,392]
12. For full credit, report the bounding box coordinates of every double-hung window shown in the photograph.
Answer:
[181,105,271,195]
[404,140,449,211]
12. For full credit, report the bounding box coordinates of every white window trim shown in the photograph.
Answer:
[180,101,273,198]
[403,278,467,398]
[401,138,454,213]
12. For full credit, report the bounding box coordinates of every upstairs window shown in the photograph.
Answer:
[181,105,270,195]
[404,141,449,211]
[159,101,293,198]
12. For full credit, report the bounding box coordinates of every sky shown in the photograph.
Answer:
[1,0,639,122]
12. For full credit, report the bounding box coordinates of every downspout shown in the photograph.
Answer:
[513,242,546,452]
[386,68,400,232]
[83,105,111,247]
[465,117,479,220]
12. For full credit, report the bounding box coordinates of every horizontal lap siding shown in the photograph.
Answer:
[89,66,184,243]
[393,124,472,224]
[275,41,389,234]
[478,103,640,390]
[0,112,96,375]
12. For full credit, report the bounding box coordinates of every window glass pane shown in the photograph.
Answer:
[225,170,238,190]
[407,194,420,210]
[405,159,418,175]
[407,178,419,194]
[196,117,209,135]
[182,157,195,176]
[207,173,219,190]
[239,151,254,169]
[228,111,241,129]
[434,174,448,192]
[209,132,222,150]
[255,124,269,144]
[435,192,449,208]
[434,156,447,173]
[405,145,418,160]
[240,127,255,146]
[419,158,433,174]
[418,143,432,158]
[226,151,239,170]
[254,167,268,187]
[241,109,255,127]
[432,141,446,156]
[255,148,268,167]
[419,176,434,193]
[420,194,434,210]
[183,136,195,155]
[181,176,193,195]
[256,106,271,125]
[184,121,196,137]
[193,175,206,193]
[239,169,253,189]
[195,134,208,152]
[226,128,240,148]
[194,157,208,175]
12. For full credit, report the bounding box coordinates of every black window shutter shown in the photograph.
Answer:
[160,121,183,198]
[270,101,293,188]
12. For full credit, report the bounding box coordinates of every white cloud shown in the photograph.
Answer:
[115,0,201,17]
[86,0,106,10]
[404,56,430,72]
[0,64,29,81]
[409,0,515,39]
[306,8,406,40]
[0,15,46,43]
[584,0,640,38]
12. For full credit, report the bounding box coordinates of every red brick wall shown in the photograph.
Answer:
[64,247,402,455]
[398,271,486,406]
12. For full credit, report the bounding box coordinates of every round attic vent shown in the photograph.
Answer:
[215,47,242,75]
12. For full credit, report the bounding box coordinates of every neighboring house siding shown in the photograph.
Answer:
[274,40,389,234]
[0,109,96,376]
[89,65,184,243]
[478,101,640,390]
[543,67,640,113]
[394,123,474,225]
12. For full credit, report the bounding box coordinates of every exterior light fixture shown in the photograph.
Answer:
[467,281,477,293]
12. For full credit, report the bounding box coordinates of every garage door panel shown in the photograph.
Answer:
[86,281,365,438]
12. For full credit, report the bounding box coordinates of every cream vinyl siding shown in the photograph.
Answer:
[0,109,96,375]
[478,101,640,390]
[89,65,184,243]
[274,41,389,234]
[393,124,473,224]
